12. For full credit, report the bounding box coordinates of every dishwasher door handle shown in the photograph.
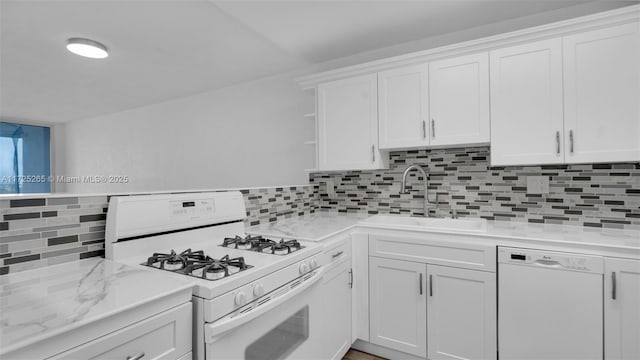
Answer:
[533,259,562,267]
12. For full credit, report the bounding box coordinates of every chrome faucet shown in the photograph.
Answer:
[400,164,437,217]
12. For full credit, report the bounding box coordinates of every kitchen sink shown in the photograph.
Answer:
[361,214,487,232]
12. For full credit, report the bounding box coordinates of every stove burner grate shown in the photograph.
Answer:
[221,235,304,255]
[141,248,253,281]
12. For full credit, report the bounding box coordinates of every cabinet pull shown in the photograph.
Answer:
[429,274,433,297]
[422,120,427,139]
[556,131,560,155]
[419,273,423,295]
[431,119,436,139]
[349,269,353,288]
[569,130,574,154]
[331,251,343,259]
[371,145,375,163]
[127,353,145,360]
[612,272,617,300]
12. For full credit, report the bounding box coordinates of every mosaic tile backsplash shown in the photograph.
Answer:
[310,146,640,230]
[0,185,318,275]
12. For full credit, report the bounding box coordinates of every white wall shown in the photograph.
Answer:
[62,72,314,193]
[60,1,630,194]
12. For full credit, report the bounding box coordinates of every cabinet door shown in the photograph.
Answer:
[429,52,490,146]
[322,258,353,360]
[351,231,370,343]
[427,265,496,360]
[369,257,427,357]
[490,38,564,166]
[317,74,383,171]
[563,23,640,163]
[378,64,429,149]
[605,258,640,360]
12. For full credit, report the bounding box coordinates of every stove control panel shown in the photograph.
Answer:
[170,199,215,218]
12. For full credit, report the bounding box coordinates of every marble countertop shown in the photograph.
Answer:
[247,212,370,242]
[0,258,194,356]
[359,214,640,254]
[250,212,640,257]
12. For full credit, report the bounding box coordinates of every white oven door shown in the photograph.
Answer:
[204,269,325,360]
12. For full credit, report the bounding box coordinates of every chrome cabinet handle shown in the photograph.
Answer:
[431,119,436,139]
[556,131,560,154]
[331,251,343,259]
[371,145,375,163]
[429,274,433,297]
[349,269,353,288]
[569,130,574,154]
[127,353,145,360]
[422,120,427,139]
[612,272,617,300]
[419,273,423,295]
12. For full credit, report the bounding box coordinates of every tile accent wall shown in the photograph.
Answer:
[242,186,318,226]
[310,146,640,230]
[0,196,108,275]
[0,185,318,275]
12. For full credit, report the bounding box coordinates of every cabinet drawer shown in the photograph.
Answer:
[53,303,192,360]
[323,235,351,264]
[369,233,495,272]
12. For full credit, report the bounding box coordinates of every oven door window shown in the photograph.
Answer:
[245,306,309,360]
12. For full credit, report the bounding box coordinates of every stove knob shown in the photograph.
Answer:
[309,258,318,269]
[253,284,265,297]
[234,291,247,306]
[299,262,309,274]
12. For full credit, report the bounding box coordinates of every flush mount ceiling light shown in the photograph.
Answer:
[66,38,109,59]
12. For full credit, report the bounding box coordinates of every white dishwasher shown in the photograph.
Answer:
[498,247,604,360]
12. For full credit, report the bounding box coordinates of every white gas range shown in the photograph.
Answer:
[105,191,327,360]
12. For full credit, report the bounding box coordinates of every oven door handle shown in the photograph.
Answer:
[204,267,324,342]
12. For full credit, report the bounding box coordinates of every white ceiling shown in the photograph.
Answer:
[0,0,637,123]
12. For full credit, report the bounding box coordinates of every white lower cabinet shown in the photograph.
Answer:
[369,256,427,358]
[367,231,497,359]
[53,303,192,360]
[427,265,496,360]
[605,257,640,360]
[322,258,353,360]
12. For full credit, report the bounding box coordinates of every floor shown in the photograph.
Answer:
[342,349,388,360]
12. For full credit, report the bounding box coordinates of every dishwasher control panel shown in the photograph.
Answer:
[498,247,604,273]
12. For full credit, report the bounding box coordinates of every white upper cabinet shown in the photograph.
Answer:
[429,52,490,146]
[563,22,640,163]
[307,9,640,170]
[317,74,385,171]
[378,54,490,150]
[378,64,430,149]
[490,38,564,166]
